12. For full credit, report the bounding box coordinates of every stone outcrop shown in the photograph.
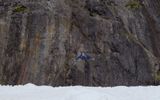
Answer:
[0,0,160,86]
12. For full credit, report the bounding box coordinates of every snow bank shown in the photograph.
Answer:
[0,83,160,100]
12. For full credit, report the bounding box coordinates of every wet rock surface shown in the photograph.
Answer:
[0,0,160,86]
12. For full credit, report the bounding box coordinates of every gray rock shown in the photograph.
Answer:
[0,0,160,86]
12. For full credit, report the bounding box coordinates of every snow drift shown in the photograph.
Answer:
[0,83,160,100]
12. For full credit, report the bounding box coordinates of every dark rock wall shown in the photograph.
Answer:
[0,0,160,86]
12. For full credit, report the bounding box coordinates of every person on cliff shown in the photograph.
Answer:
[76,52,91,61]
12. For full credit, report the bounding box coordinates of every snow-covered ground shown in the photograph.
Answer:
[0,83,160,100]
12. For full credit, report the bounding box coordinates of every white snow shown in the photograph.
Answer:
[0,83,160,100]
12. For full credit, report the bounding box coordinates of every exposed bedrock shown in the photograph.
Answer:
[0,0,160,86]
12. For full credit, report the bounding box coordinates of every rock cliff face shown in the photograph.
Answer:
[0,0,160,86]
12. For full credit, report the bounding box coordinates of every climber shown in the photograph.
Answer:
[76,52,91,61]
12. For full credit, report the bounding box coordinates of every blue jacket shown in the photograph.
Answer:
[76,52,91,61]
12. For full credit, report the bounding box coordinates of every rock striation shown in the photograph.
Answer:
[0,0,160,86]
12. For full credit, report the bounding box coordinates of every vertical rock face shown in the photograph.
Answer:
[0,0,160,86]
